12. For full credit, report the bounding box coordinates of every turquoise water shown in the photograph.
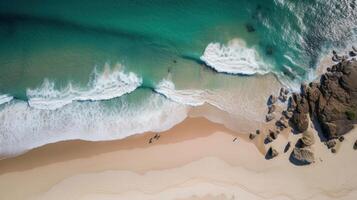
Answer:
[0,0,356,156]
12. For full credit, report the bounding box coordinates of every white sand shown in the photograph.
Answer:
[1,117,357,200]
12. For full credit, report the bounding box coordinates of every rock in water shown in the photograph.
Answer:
[291,147,315,165]
[301,131,315,146]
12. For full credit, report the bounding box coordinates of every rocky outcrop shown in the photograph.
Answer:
[288,59,357,140]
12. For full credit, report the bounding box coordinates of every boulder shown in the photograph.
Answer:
[268,105,276,114]
[284,142,291,153]
[354,140,357,150]
[249,133,256,140]
[338,136,345,142]
[276,117,289,128]
[269,95,277,105]
[291,147,315,165]
[282,110,293,119]
[256,130,260,135]
[266,147,278,159]
[269,129,278,140]
[301,131,315,146]
[266,113,275,122]
[325,140,337,149]
[265,135,274,144]
[291,112,309,133]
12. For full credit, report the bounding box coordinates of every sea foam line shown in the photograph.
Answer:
[27,63,142,110]
[0,94,188,158]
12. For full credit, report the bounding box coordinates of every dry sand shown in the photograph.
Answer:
[1,116,357,200]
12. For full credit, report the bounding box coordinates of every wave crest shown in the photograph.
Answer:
[27,63,142,110]
[200,39,270,75]
[0,94,13,105]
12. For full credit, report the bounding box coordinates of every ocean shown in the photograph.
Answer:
[0,0,356,157]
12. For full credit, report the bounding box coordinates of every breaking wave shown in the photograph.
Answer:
[27,63,142,110]
[0,94,13,105]
[0,94,187,158]
[200,39,271,75]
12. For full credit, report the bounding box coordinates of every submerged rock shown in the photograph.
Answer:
[291,147,315,165]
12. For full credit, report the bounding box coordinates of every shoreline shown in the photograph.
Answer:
[1,116,357,199]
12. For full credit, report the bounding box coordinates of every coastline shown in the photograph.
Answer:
[1,116,357,200]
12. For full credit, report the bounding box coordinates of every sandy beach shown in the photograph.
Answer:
[1,115,357,200]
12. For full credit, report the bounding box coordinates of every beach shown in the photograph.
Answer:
[1,116,357,200]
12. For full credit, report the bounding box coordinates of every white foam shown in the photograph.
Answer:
[0,94,13,105]
[0,95,188,158]
[155,79,241,115]
[200,39,270,75]
[27,63,142,110]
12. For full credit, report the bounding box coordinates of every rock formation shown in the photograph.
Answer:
[291,147,315,165]
[288,59,357,140]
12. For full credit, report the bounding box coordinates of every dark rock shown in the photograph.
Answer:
[266,46,274,55]
[269,129,278,140]
[325,140,337,149]
[353,46,357,52]
[291,112,309,133]
[249,133,256,140]
[290,147,315,165]
[338,136,345,142]
[268,105,276,114]
[266,113,275,122]
[331,148,337,153]
[276,117,289,129]
[256,130,260,135]
[268,95,277,105]
[350,51,356,57]
[354,140,357,150]
[265,135,274,144]
[266,147,278,159]
[284,142,291,153]
[282,110,293,119]
[245,23,256,33]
